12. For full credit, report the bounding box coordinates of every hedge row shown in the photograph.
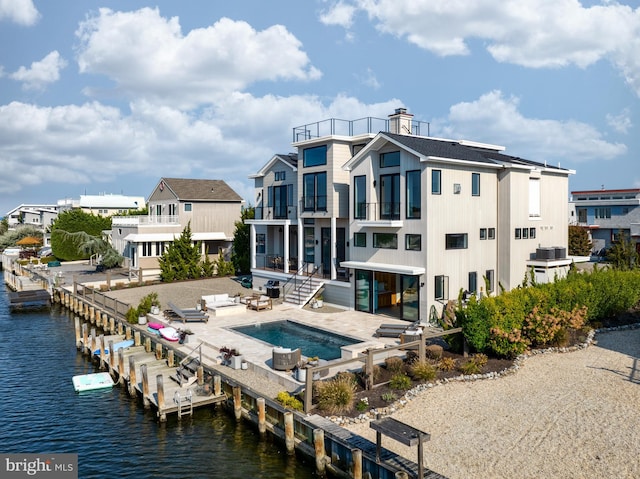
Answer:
[459,266,640,358]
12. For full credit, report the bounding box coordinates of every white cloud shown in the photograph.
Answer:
[10,51,67,90]
[340,0,640,96]
[320,1,357,28]
[0,0,39,26]
[75,8,322,108]
[435,90,627,165]
[606,108,632,134]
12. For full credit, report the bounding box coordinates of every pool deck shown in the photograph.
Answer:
[91,277,412,393]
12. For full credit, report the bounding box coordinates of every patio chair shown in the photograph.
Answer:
[166,301,209,323]
[272,347,301,371]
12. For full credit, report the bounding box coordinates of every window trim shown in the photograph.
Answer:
[445,233,468,250]
[303,145,327,167]
[435,275,449,301]
[405,234,421,251]
[373,232,398,249]
[472,172,480,196]
[380,151,400,168]
[406,169,421,219]
[431,169,441,195]
[354,232,366,247]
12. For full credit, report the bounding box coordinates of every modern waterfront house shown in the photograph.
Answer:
[248,109,574,321]
[570,188,640,254]
[58,194,146,216]
[110,178,244,274]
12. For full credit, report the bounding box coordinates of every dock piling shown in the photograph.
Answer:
[284,412,294,454]
[257,398,266,434]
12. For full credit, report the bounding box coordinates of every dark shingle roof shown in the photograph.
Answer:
[161,178,243,202]
[275,153,298,167]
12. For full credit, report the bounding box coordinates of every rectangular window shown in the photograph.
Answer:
[485,269,495,294]
[273,185,288,219]
[577,208,587,223]
[380,151,400,168]
[373,233,398,249]
[435,275,449,301]
[595,207,611,219]
[303,172,327,211]
[405,234,421,251]
[274,171,286,181]
[303,145,327,167]
[515,228,521,239]
[354,175,367,219]
[354,232,366,247]
[488,228,496,239]
[472,173,480,196]
[406,170,421,219]
[529,178,540,217]
[445,233,468,249]
[522,228,529,239]
[142,242,152,257]
[530,227,536,239]
[480,228,487,240]
[168,204,177,216]
[184,203,192,212]
[155,242,165,256]
[256,234,266,254]
[468,272,477,294]
[431,169,441,194]
[380,174,400,220]
[304,227,315,263]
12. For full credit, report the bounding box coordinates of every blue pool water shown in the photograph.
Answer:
[233,320,359,360]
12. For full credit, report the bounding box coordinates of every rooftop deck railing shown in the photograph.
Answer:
[111,215,179,226]
[293,116,429,142]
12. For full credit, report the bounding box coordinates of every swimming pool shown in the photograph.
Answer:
[233,320,359,360]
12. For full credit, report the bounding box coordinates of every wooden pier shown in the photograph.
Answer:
[8,289,51,310]
[76,322,226,422]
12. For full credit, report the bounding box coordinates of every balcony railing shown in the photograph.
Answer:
[254,206,298,221]
[301,195,327,213]
[111,215,179,226]
[293,116,429,142]
[355,202,404,221]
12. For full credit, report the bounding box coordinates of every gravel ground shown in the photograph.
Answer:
[346,327,640,479]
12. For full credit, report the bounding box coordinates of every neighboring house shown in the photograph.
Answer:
[5,204,59,232]
[111,178,244,272]
[249,108,574,321]
[58,194,146,216]
[570,188,640,254]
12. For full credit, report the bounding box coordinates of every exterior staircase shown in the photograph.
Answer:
[282,272,324,308]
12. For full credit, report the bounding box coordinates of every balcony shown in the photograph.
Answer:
[111,215,179,226]
[300,195,328,213]
[355,202,404,227]
[254,206,298,221]
[293,116,429,142]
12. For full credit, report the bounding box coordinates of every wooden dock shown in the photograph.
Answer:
[8,289,51,310]
[79,330,226,422]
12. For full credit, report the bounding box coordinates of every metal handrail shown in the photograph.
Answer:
[281,262,320,303]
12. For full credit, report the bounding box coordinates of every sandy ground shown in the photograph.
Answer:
[347,328,640,479]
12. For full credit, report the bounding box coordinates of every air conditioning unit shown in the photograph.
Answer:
[553,247,566,259]
[536,247,556,260]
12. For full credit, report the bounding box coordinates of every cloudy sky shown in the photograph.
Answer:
[1,0,638,216]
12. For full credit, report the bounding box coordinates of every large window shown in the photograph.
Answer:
[256,234,265,254]
[468,271,477,294]
[354,175,367,219]
[142,242,152,257]
[373,233,397,249]
[431,169,441,194]
[380,173,400,220]
[303,172,327,211]
[405,234,421,250]
[406,170,421,218]
[303,145,327,167]
[272,184,291,219]
[380,151,400,167]
[354,232,366,247]
[529,178,540,217]
[595,207,611,219]
[472,173,480,196]
[304,227,315,263]
[445,233,468,249]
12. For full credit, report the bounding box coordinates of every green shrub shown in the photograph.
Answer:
[315,375,356,414]
[381,392,397,403]
[409,360,437,382]
[385,356,404,374]
[437,357,457,371]
[389,373,412,391]
[355,399,369,412]
[275,391,303,411]
[459,359,481,375]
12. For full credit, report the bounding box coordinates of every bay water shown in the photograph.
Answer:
[0,281,318,478]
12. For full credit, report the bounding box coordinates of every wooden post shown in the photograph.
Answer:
[90,329,97,357]
[99,335,106,368]
[128,356,137,396]
[214,375,221,396]
[304,365,313,412]
[156,374,166,422]
[284,412,295,454]
[233,386,242,420]
[144,337,151,353]
[109,317,115,335]
[366,350,374,390]
[117,321,124,336]
[106,270,111,289]
[118,348,125,383]
[74,317,81,348]
[108,340,116,371]
[351,448,362,479]
[141,364,150,408]
[257,398,266,434]
[126,326,132,341]
[418,432,425,479]
[82,323,89,354]
[313,429,326,474]
[419,332,426,363]
[197,366,204,385]
[89,306,95,324]
[394,472,408,479]
[167,350,174,368]
[155,342,162,360]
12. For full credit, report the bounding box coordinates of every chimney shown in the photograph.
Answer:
[388,108,414,135]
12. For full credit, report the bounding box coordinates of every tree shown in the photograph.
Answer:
[158,222,202,282]
[0,217,8,236]
[606,231,638,270]
[231,206,254,274]
[54,230,123,268]
[50,210,112,260]
[568,225,592,256]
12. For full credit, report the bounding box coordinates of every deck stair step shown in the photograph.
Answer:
[283,277,324,307]
[171,357,201,388]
